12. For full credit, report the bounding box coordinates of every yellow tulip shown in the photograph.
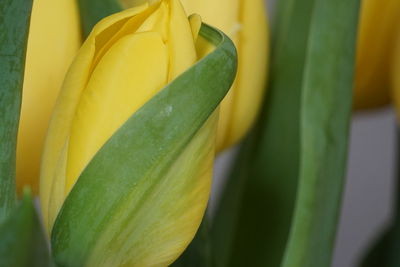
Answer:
[354,0,400,110]
[392,32,400,118]
[16,0,81,194]
[40,1,213,254]
[171,0,269,151]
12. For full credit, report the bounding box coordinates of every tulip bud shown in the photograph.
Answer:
[180,0,269,151]
[354,0,400,110]
[40,0,236,266]
[41,0,196,232]
[16,0,81,194]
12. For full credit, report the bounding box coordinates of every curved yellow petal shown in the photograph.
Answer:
[67,32,169,193]
[16,0,81,195]
[227,0,269,149]
[392,32,400,119]
[167,0,198,79]
[180,0,241,38]
[354,0,400,110]
[41,4,157,231]
[189,14,202,41]
[180,0,269,151]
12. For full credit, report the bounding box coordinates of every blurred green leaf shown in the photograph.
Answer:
[0,191,52,267]
[211,0,317,265]
[78,0,121,37]
[212,0,360,266]
[0,0,33,221]
[51,24,237,267]
[282,0,360,265]
[171,218,214,267]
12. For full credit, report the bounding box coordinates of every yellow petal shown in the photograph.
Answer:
[180,0,241,39]
[180,0,240,151]
[226,0,269,149]
[167,0,198,80]
[16,0,81,195]
[392,33,400,119]
[41,4,157,231]
[189,14,202,41]
[67,32,169,193]
[354,0,400,110]
[180,0,269,151]
[40,37,96,231]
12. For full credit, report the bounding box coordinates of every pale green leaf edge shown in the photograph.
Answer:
[0,190,52,267]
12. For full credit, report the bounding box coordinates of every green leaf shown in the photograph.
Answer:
[212,0,360,266]
[282,0,360,265]
[78,0,122,37]
[211,0,318,265]
[0,0,33,221]
[0,190,52,267]
[172,133,259,267]
[171,217,214,267]
[51,24,237,267]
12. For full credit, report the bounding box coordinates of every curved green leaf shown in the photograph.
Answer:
[51,24,237,267]
[282,0,360,265]
[212,0,360,266]
[0,191,52,267]
[0,0,33,220]
[211,0,317,265]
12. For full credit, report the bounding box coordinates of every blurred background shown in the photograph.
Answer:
[211,1,397,267]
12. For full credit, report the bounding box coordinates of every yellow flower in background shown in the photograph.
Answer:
[16,0,81,194]
[40,4,218,266]
[180,0,269,151]
[391,33,400,118]
[354,0,400,110]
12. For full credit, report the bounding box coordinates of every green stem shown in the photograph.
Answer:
[0,0,33,221]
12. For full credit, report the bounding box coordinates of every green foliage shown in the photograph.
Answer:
[171,218,214,267]
[0,0,32,221]
[211,0,361,266]
[0,191,52,267]
[282,0,360,265]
